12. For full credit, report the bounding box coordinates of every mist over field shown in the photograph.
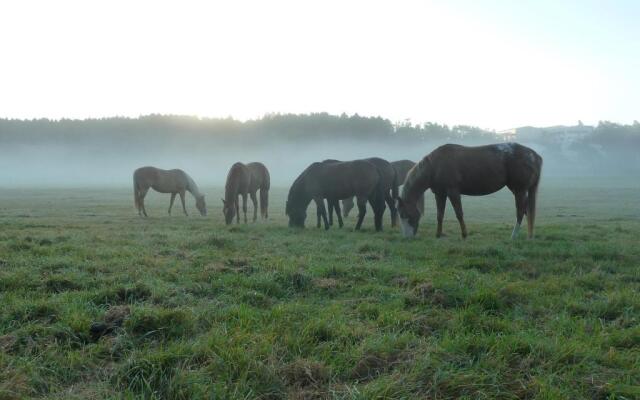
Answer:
[1,114,639,188]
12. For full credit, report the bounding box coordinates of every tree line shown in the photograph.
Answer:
[1,113,639,173]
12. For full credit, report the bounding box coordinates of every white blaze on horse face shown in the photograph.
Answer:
[400,217,415,238]
[511,222,521,239]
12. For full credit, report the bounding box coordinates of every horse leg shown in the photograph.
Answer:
[447,190,467,239]
[250,191,258,222]
[139,187,149,217]
[316,204,322,228]
[512,190,527,239]
[168,193,176,215]
[179,191,188,216]
[354,196,367,231]
[314,197,330,230]
[235,196,240,224]
[385,192,398,227]
[435,192,447,238]
[328,199,334,226]
[369,193,386,232]
[242,194,248,223]
[333,200,344,228]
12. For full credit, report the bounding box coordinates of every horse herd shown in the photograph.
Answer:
[133,143,543,239]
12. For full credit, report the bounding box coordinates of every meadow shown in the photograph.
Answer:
[0,177,639,399]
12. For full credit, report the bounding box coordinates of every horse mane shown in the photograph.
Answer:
[288,163,319,205]
[401,156,431,200]
[225,163,244,202]
[185,173,202,197]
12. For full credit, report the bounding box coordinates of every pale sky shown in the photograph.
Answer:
[1,0,638,130]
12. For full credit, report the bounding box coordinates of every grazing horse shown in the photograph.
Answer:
[286,160,386,231]
[317,159,342,228]
[247,162,270,220]
[339,157,399,226]
[391,160,425,216]
[397,143,542,239]
[133,166,206,217]
[223,162,270,224]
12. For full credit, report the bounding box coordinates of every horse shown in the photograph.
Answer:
[396,143,542,239]
[286,160,386,231]
[338,157,398,226]
[223,162,270,224]
[317,159,342,228]
[133,166,206,217]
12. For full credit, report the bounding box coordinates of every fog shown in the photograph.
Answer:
[1,115,638,188]
[0,140,445,188]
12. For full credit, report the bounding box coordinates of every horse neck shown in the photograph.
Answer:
[289,175,312,208]
[402,159,431,205]
[185,174,201,197]
[225,175,240,204]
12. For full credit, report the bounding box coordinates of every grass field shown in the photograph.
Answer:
[1,177,639,399]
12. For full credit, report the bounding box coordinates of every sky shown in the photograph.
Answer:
[0,0,638,130]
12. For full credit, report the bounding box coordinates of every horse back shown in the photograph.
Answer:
[246,162,270,191]
[316,160,380,199]
[429,143,541,195]
[391,160,416,185]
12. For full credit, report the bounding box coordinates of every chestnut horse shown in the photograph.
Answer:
[222,162,270,224]
[133,166,206,217]
[397,143,542,239]
[287,160,386,231]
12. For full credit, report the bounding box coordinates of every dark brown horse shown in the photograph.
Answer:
[344,159,424,219]
[397,143,542,239]
[286,160,386,231]
[247,162,270,220]
[317,159,342,228]
[133,166,206,217]
[339,158,398,226]
[223,162,270,224]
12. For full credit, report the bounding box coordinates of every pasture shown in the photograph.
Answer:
[0,177,639,399]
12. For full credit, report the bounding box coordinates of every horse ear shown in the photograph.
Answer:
[221,198,226,205]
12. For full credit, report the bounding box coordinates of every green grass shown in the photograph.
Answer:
[1,177,639,399]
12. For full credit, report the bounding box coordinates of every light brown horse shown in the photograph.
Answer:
[133,166,206,217]
[397,143,542,239]
[222,162,270,224]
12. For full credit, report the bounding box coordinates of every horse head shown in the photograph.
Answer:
[397,196,421,237]
[196,195,207,216]
[221,198,235,225]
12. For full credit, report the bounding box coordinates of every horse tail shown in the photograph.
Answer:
[260,168,270,218]
[133,174,140,211]
[526,155,543,239]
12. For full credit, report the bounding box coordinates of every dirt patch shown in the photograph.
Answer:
[282,359,329,388]
[313,278,339,290]
[90,305,131,340]
[350,351,403,381]
[390,276,409,287]
[44,277,81,293]
[0,334,18,352]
